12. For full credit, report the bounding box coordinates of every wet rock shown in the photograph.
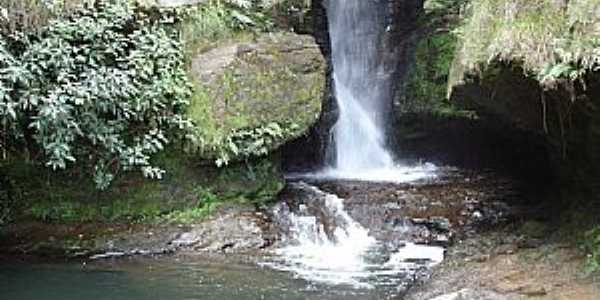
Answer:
[90,251,126,260]
[171,206,274,253]
[429,217,452,232]
[426,289,515,300]
[520,221,549,239]
[516,237,545,249]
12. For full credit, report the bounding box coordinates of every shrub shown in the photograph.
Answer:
[583,226,600,273]
[179,0,277,56]
[0,0,193,189]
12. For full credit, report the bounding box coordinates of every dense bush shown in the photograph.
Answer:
[584,226,600,273]
[0,0,193,189]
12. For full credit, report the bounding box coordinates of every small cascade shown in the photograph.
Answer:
[263,182,444,290]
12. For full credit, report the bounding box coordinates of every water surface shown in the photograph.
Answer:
[0,256,412,300]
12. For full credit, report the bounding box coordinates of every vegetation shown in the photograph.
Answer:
[400,0,474,116]
[401,32,458,114]
[0,0,313,229]
[583,226,600,273]
[178,0,279,57]
[0,173,14,226]
[449,0,600,273]
[455,0,600,86]
[2,153,282,224]
[1,1,193,189]
[0,0,82,35]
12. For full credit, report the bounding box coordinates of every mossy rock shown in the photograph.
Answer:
[449,0,600,88]
[187,32,326,161]
[447,0,600,192]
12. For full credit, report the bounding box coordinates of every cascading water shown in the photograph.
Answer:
[327,0,394,171]
[263,182,444,293]
[263,0,443,295]
[318,0,436,182]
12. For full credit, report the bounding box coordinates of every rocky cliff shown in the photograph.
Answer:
[448,0,600,191]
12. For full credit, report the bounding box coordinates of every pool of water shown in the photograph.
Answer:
[0,255,412,300]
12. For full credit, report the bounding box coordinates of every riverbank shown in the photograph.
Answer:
[406,224,600,299]
[2,165,599,299]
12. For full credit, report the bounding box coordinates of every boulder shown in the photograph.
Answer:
[170,206,275,252]
[187,32,326,158]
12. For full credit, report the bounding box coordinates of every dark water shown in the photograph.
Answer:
[0,255,406,300]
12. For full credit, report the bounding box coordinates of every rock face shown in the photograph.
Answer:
[446,0,600,192]
[187,32,326,158]
[420,288,516,300]
[449,63,600,191]
[171,206,276,253]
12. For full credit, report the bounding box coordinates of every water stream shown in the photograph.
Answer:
[263,182,444,295]
[0,168,515,300]
[326,0,393,172]
[318,0,436,182]
[263,0,443,293]
[0,2,447,299]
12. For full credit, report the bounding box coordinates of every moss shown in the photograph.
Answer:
[400,1,475,117]
[453,0,600,86]
[401,32,459,114]
[1,151,283,224]
[186,32,325,163]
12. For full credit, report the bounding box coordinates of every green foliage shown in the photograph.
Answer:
[164,159,284,224]
[164,187,220,223]
[583,226,600,273]
[27,188,165,223]
[213,158,283,204]
[401,1,474,116]
[456,0,600,85]
[424,0,469,24]
[179,0,275,56]
[401,32,458,113]
[3,150,282,224]
[212,122,300,166]
[1,0,193,189]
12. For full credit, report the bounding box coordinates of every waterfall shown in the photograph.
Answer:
[327,0,395,171]
[263,0,443,291]
[313,0,436,182]
[266,183,378,288]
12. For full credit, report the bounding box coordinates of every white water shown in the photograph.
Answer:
[267,185,377,288]
[264,183,444,289]
[264,0,443,290]
[323,0,436,182]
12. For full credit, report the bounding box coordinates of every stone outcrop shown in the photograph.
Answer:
[444,0,600,191]
[187,32,326,158]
